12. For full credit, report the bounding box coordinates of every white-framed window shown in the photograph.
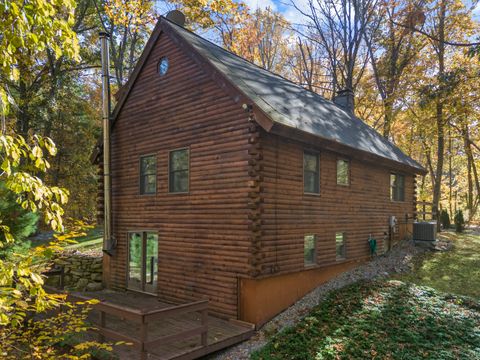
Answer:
[140,155,156,194]
[169,148,189,193]
[336,232,346,260]
[304,151,319,194]
[390,173,405,201]
[337,159,350,186]
[304,234,317,265]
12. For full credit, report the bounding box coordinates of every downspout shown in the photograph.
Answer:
[100,32,114,256]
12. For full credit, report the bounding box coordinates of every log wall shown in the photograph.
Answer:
[257,132,415,276]
[109,30,252,318]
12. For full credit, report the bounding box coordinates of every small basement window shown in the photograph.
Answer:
[304,151,319,194]
[337,159,350,186]
[169,148,189,193]
[390,173,405,201]
[140,155,156,194]
[304,234,317,266]
[336,232,346,260]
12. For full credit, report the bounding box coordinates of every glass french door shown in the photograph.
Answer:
[128,232,158,294]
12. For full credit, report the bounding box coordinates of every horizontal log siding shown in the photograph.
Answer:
[258,132,415,276]
[109,31,251,318]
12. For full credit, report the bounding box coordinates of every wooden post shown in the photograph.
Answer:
[59,267,64,290]
[140,315,148,360]
[201,308,208,346]
[99,311,106,342]
[423,203,426,221]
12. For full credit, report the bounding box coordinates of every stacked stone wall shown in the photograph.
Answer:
[47,251,103,291]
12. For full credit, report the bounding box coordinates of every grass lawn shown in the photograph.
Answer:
[64,227,103,251]
[393,229,480,299]
[252,280,480,360]
[18,227,103,253]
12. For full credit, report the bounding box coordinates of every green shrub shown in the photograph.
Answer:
[440,209,451,230]
[454,210,465,233]
[0,182,39,252]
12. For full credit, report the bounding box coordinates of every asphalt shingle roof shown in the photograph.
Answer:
[167,19,424,172]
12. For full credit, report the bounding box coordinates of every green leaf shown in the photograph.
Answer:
[30,272,44,285]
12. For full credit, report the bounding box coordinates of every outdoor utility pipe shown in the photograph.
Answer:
[100,31,113,256]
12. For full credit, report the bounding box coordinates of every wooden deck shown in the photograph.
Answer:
[68,290,254,360]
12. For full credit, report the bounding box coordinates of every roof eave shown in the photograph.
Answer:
[269,122,427,175]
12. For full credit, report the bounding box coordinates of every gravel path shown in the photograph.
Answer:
[211,241,427,360]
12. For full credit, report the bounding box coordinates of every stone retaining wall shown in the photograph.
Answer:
[47,251,103,291]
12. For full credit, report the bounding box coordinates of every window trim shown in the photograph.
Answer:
[139,154,157,195]
[168,147,190,194]
[335,232,346,261]
[390,172,406,202]
[336,158,350,187]
[304,234,317,267]
[303,150,320,195]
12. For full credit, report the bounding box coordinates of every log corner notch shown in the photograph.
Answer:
[245,104,265,278]
[413,175,418,222]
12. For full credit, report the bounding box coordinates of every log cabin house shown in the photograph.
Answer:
[94,15,426,327]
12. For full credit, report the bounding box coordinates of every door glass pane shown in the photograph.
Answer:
[145,233,158,286]
[128,233,142,287]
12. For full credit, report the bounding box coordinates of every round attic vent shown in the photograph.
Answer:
[157,57,169,76]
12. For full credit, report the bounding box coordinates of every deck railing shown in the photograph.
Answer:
[415,201,436,221]
[67,292,209,360]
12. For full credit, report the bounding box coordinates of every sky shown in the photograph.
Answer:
[154,0,480,29]
[474,2,480,21]
[242,0,308,24]
[244,0,480,24]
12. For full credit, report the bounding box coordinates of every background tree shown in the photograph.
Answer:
[223,7,292,75]
[292,0,379,98]
[99,0,157,87]
[0,1,110,357]
[287,37,333,95]
[363,0,422,138]
[414,0,476,226]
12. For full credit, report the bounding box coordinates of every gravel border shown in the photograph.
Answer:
[211,241,428,359]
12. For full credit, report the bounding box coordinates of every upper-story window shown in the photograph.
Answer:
[390,173,405,201]
[304,151,319,194]
[140,155,156,194]
[337,159,350,186]
[169,148,189,193]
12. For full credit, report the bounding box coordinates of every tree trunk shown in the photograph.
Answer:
[448,128,453,216]
[464,124,480,220]
[17,78,29,136]
[432,0,446,231]
[465,129,473,217]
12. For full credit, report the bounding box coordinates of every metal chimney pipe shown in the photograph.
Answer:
[100,31,113,255]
